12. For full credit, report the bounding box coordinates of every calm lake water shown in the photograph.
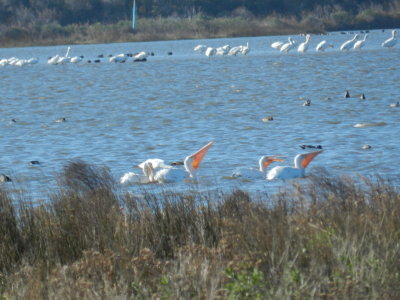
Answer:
[1,29,399,199]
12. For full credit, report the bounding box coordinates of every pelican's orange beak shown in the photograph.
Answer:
[263,157,285,169]
[190,141,214,169]
[301,150,323,168]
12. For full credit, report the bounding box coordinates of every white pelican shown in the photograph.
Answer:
[136,142,213,184]
[232,156,284,180]
[48,55,60,65]
[109,53,127,63]
[57,46,71,64]
[340,34,359,51]
[315,40,333,51]
[70,56,83,63]
[267,150,322,180]
[216,45,231,55]
[280,37,296,53]
[382,30,397,48]
[227,46,242,56]
[204,47,216,57]
[297,34,311,53]
[271,41,284,50]
[194,44,207,53]
[353,34,368,49]
[133,51,148,61]
[239,42,250,55]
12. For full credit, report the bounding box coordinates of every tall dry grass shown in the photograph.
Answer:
[1,161,400,299]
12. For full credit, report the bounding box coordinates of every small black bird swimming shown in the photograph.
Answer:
[300,145,323,150]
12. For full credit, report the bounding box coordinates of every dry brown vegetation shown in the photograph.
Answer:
[1,161,400,299]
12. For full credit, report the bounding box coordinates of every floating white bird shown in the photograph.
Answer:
[353,34,368,49]
[232,156,284,180]
[133,51,148,61]
[315,40,333,51]
[194,45,207,53]
[70,56,83,63]
[239,42,250,55]
[267,150,322,180]
[382,30,397,48]
[297,34,311,53]
[48,55,60,65]
[216,45,231,55]
[57,46,71,64]
[204,47,216,57]
[109,53,127,63]
[137,142,213,183]
[280,37,296,53]
[340,34,359,51]
[271,41,284,50]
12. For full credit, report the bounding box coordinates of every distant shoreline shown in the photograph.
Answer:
[1,13,399,48]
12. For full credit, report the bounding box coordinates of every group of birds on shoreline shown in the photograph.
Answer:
[120,141,324,185]
[271,29,397,53]
[0,29,397,67]
[193,42,251,56]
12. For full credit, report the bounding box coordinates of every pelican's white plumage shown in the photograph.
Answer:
[271,41,284,50]
[297,34,311,53]
[382,30,397,48]
[353,34,368,49]
[120,161,157,184]
[315,40,333,51]
[194,44,207,53]
[340,34,359,51]
[204,47,216,57]
[232,156,284,180]
[57,46,71,64]
[267,150,322,180]
[48,55,60,65]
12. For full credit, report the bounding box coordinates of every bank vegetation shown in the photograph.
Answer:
[1,161,400,298]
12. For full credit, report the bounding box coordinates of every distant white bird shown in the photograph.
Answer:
[280,37,296,53]
[297,34,311,53]
[109,53,127,63]
[133,51,148,61]
[353,34,368,49]
[227,46,241,56]
[382,30,397,48]
[70,56,83,63]
[216,45,231,55]
[315,40,333,51]
[239,42,250,55]
[232,156,284,180]
[271,41,284,50]
[194,44,207,53]
[48,55,60,65]
[267,150,323,180]
[57,46,71,64]
[204,47,216,57]
[340,34,359,51]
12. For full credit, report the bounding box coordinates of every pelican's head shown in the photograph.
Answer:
[184,141,214,177]
[306,34,311,40]
[354,34,360,40]
[259,156,285,172]
[393,30,397,36]
[294,150,323,169]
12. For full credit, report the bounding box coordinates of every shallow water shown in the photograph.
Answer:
[1,29,399,199]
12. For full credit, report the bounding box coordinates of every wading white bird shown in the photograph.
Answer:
[382,30,397,48]
[340,34,359,51]
[280,37,296,53]
[315,40,333,51]
[267,150,323,180]
[232,156,284,180]
[353,34,368,49]
[297,34,311,53]
[137,142,213,183]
